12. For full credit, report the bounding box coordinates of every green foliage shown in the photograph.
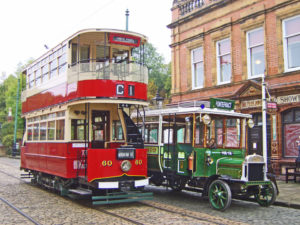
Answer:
[2,134,14,153]
[0,62,28,153]
[1,122,14,139]
[133,43,171,103]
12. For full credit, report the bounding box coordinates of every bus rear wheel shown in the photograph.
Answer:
[208,179,232,211]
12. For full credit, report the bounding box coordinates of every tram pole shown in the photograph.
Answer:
[12,78,20,157]
[262,72,268,172]
[125,9,129,31]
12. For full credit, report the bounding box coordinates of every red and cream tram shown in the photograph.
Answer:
[20,29,151,204]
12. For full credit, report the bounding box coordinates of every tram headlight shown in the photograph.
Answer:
[121,160,132,172]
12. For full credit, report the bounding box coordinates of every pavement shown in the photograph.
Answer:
[275,178,300,209]
[7,156,300,210]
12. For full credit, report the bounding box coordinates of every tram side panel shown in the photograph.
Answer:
[21,143,86,178]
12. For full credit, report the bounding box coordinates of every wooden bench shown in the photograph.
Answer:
[286,161,300,183]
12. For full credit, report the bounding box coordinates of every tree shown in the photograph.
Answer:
[133,43,171,103]
[0,62,27,151]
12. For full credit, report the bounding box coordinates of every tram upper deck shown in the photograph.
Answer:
[22,29,148,114]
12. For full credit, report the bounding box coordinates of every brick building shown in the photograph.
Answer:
[168,0,300,175]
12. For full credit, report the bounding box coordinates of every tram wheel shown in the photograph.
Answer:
[208,179,232,211]
[255,181,277,207]
[170,178,186,192]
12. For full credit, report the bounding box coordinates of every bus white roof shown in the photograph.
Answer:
[134,106,252,119]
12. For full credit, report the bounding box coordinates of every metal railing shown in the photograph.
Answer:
[178,0,219,16]
[68,59,148,84]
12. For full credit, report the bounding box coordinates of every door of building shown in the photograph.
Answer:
[91,110,110,149]
[248,113,271,161]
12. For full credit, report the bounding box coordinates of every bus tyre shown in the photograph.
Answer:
[255,181,277,207]
[208,179,232,211]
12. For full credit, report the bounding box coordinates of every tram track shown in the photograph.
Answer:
[0,167,246,225]
[0,197,42,225]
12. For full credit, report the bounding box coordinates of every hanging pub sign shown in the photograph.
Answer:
[210,98,235,110]
[267,101,277,109]
[109,33,141,47]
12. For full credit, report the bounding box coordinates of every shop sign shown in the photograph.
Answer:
[267,102,277,109]
[241,99,262,109]
[241,94,300,109]
[210,98,235,110]
[276,94,300,105]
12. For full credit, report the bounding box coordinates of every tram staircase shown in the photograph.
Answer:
[123,111,144,149]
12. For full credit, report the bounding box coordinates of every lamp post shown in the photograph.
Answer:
[256,58,268,172]
[12,78,20,157]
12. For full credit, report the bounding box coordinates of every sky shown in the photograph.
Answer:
[0,0,173,77]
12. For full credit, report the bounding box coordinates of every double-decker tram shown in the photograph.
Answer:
[133,99,278,211]
[20,29,152,204]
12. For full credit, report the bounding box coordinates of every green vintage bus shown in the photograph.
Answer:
[133,99,278,211]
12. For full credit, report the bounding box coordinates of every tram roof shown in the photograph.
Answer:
[23,28,148,73]
[136,106,252,119]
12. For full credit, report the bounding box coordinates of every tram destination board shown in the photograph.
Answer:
[117,148,136,160]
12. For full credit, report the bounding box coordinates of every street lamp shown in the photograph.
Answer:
[152,90,164,109]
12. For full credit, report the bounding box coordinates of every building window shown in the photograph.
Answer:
[247,28,265,78]
[282,108,300,157]
[191,47,204,89]
[216,38,231,84]
[283,15,300,72]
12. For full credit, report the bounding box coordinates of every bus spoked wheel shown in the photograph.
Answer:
[208,179,232,211]
[255,181,277,207]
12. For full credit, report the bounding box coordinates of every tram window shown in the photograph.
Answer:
[185,121,192,144]
[195,122,204,146]
[42,65,49,83]
[149,124,158,144]
[50,59,58,79]
[215,119,223,146]
[96,45,109,61]
[112,121,124,140]
[40,122,47,141]
[27,125,33,141]
[58,54,67,74]
[56,119,65,140]
[112,49,129,63]
[225,119,239,148]
[71,43,78,65]
[177,127,185,143]
[47,121,55,140]
[71,119,86,140]
[163,128,173,144]
[35,69,41,86]
[33,123,39,141]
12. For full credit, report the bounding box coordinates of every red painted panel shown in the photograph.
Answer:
[87,148,147,182]
[20,142,87,178]
[109,33,141,47]
[22,80,147,114]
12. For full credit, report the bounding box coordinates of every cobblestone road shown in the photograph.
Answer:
[0,157,300,224]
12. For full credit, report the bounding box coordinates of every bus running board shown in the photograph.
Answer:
[92,191,153,205]
[20,173,34,179]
